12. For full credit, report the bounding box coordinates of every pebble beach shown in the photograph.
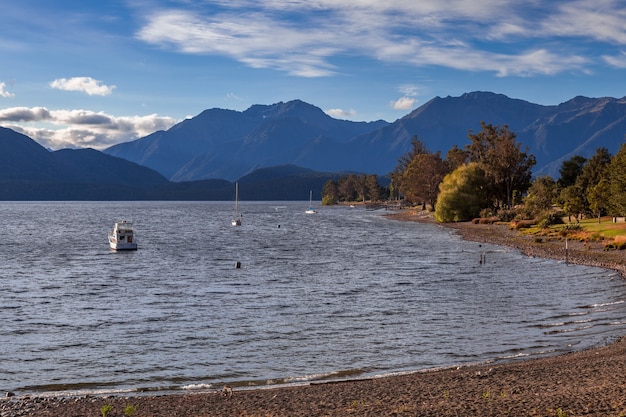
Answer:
[4,212,626,417]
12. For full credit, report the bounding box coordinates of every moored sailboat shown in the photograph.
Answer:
[232,182,242,226]
[305,190,317,214]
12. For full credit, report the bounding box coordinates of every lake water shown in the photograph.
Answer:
[2,201,626,397]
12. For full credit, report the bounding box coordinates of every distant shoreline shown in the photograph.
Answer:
[5,209,626,416]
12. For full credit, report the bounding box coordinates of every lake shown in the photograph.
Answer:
[1,201,625,396]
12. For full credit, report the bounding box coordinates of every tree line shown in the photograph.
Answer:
[321,173,388,205]
[322,120,626,223]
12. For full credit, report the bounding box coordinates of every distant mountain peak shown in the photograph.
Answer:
[244,99,329,123]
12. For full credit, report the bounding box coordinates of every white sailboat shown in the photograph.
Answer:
[231,182,242,226]
[305,190,317,214]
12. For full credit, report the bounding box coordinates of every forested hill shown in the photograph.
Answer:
[0,127,339,200]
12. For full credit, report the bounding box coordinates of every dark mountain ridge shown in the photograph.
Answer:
[103,92,626,181]
[0,127,339,200]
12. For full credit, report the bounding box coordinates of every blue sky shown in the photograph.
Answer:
[1,0,626,150]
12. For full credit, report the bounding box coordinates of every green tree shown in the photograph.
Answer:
[588,179,610,223]
[560,185,586,223]
[522,175,557,218]
[402,151,448,209]
[435,163,489,222]
[338,174,360,201]
[575,147,612,215]
[390,136,429,199]
[557,155,587,189]
[608,141,626,215]
[365,174,384,202]
[322,180,340,205]
[445,145,467,172]
[465,122,535,210]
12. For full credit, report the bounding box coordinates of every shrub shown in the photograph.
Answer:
[510,219,535,230]
[124,405,138,416]
[563,223,583,231]
[479,208,495,218]
[537,212,564,228]
[479,216,500,224]
[497,209,517,223]
[101,405,113,417]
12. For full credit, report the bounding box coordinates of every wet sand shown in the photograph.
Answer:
[4,212,626,416]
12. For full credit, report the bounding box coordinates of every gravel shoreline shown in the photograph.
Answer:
[4,212,626,416]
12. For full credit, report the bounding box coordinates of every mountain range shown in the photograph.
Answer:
[2,91,626,200]
[104,91,626,181]
[0,126,339,200]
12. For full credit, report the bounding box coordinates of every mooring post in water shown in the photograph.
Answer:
[565,236,568,264]
[235,261,241,269]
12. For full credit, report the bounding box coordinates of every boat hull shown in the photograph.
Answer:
[109,241,138,251]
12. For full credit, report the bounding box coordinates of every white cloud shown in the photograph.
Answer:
[49,77,116,96]
[391,97,417,111]
[398,84,422,97]
[0,82,15,98]
[603,51,626,69]
[0,106,176,149]
[134,0,621,78]
[325,108,356,119]
[0,106,51,121]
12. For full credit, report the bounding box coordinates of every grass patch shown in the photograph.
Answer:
[523,217,626,242]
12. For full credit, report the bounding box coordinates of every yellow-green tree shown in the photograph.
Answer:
[435,163,489,222]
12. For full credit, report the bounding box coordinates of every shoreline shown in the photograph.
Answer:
[5,210,626,416]
[387,208,626,277]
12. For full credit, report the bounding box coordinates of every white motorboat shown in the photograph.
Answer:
[108,221,138,251]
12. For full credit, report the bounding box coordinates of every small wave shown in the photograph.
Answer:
[544,324,593,335]
[181,383,214,391]
[498,347,557,360]
[580,300,625,309]
[221,368,371,390]
[499,351,530,359]
[538,318,594,328]
[16,386,139,399]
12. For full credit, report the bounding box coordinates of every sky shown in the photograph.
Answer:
[1,0,626,151]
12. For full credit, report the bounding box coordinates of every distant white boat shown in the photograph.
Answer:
[108,221,137,251]
[305,190,317,214]
[232,182,242,226]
